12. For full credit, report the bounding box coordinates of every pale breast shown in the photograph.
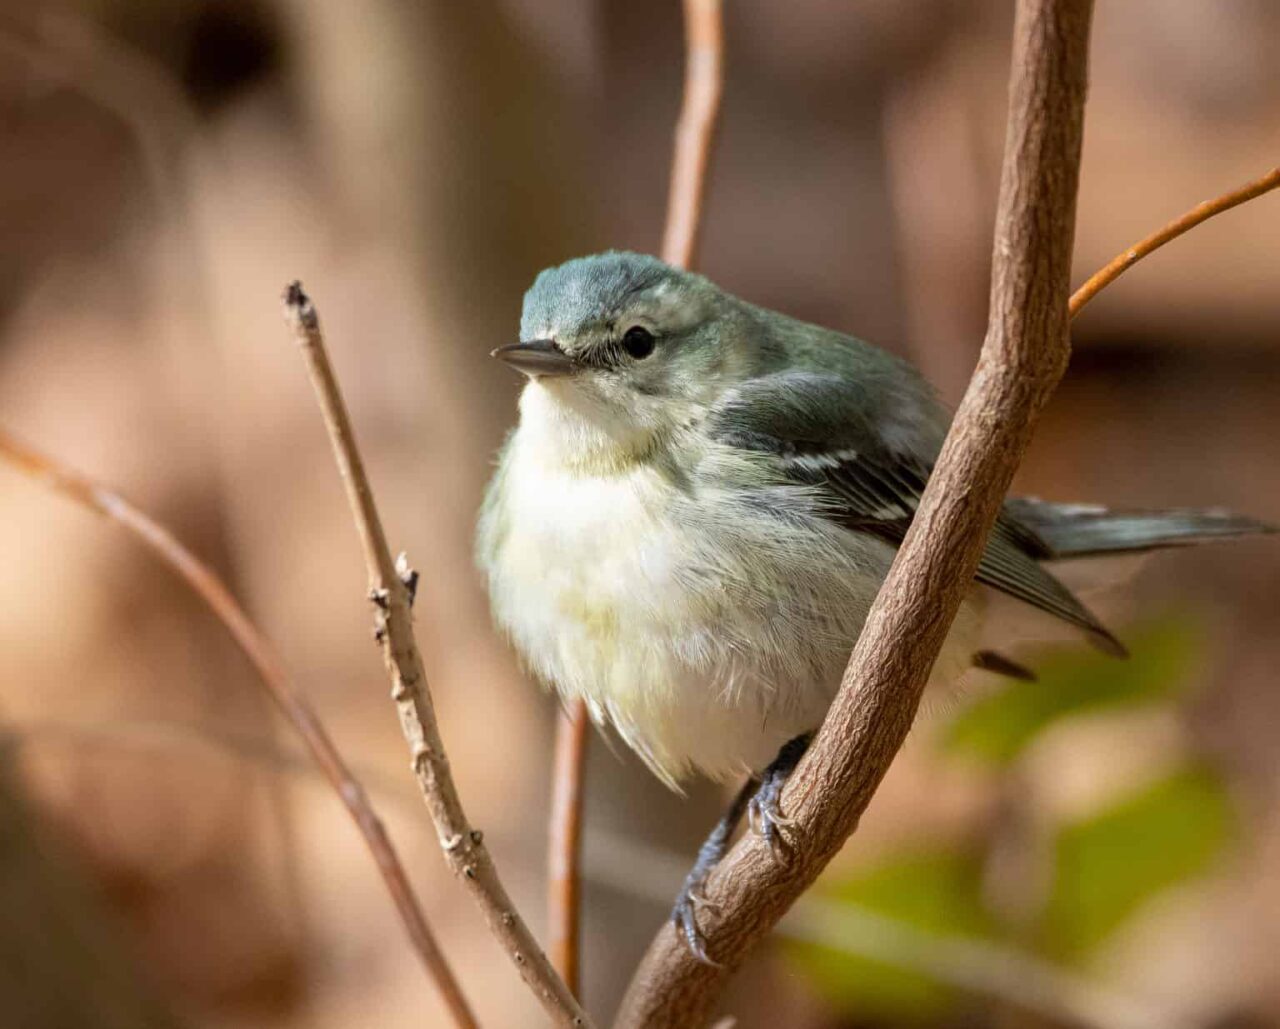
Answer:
[478,422,985,786]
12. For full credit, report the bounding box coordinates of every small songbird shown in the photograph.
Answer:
[477,251,1270,958]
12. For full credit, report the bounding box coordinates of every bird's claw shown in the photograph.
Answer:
[672,884,722,967]
[748,778,795,864]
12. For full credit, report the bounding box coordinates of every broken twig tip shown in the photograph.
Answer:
[282,280,319,331]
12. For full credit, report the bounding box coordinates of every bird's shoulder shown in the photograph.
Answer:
[706,306,949,464]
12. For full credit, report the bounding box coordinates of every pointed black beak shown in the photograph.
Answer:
[490,339,578,378]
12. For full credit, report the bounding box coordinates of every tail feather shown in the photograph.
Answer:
[1006,499,1275,559]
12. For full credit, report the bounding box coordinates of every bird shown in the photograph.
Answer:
[476,250,1271,960]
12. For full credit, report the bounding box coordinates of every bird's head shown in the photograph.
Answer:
[494,252,757,468]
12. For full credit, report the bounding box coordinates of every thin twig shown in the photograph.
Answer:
[282,283,592,1028]
[615,1,1095,1023]
[0,429,478,1029]
[545,0,728,997]
[661,0,725,269]
[1069,167,1280,316]
[548,703,590,996]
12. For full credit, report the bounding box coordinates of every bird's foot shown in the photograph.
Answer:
[670,777,758,964]
[747,772,796,862]
[671,871,723,967]
[746,733,811,863]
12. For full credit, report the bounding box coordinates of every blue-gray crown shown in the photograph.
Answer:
[520,251,688,341]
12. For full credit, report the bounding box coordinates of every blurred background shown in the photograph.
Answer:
[0,1,1277,1026]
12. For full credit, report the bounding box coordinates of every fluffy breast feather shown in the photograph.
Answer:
[477,387,982,786]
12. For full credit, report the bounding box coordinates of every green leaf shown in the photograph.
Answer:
[943,616,1203,766]
[1041,763,1234,960]
[786,848,993,1022]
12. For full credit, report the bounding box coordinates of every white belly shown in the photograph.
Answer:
[478,424,982,787]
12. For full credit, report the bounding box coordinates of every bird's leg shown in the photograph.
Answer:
[672,776,756,965]
[670,734,814,962]
[747,733,812,861]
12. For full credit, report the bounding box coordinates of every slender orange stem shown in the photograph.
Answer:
[0,428,479,1029]
[548,702,590,996]
[661,0,725,269]
[1070,167,1280,317]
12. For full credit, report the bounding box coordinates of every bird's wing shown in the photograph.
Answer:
[706,371,1124,654]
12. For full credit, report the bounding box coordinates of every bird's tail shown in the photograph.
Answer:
[1006,498,1274,559]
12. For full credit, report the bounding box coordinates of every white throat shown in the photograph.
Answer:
[516,380,667,475]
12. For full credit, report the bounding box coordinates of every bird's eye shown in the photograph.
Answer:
[622,326,656,359]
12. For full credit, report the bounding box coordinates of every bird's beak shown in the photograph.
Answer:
[490,339,578,378]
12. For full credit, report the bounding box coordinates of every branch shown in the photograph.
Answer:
[546,0,726,996]
[548,702,589,996]
[1069,166,1280,316]
[661,0,725,269]
[0,430,478,1029]
[282,284,592,1028]
[614,0,1095,1023]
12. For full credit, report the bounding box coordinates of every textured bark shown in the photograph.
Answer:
[614,0,1094,1025]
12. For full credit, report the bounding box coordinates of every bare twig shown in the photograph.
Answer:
[548,703,590,996]
[545,0,727,997]
[282,284,592,1027]
[661,0,725,269]
[615,1,1095,1023]
[0,429,478,1029]
[1069,167,1280,316]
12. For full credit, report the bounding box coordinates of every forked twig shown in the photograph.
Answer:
[546,0,727,996]
[0,429,478,1029]
[282,284,592,1028]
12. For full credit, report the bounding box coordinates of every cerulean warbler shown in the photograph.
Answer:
[477,251,1269,958]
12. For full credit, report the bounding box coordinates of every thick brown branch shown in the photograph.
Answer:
[615,1,1094,1024]
[0,429,478,1029]
[1069,167,1280,316]
[282,284,593,1027]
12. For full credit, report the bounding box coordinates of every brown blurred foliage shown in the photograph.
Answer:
[0,1,1276,1026]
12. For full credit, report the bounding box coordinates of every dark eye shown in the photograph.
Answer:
[622,326,656,359]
